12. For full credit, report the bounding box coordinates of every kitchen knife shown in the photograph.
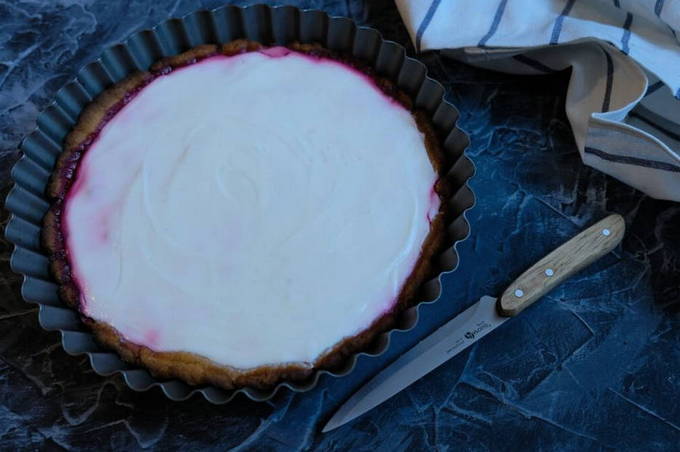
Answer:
[323,214,625,433]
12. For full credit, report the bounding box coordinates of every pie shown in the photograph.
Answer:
[43,40,450,389]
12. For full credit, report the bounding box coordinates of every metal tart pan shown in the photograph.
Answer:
[4,3,475,403]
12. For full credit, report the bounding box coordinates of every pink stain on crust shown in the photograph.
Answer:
[63,157,114,313]
[259,46,291,58]
[69,168,87,200]
[63,168,87,311]
[143,329,160,348]
[66,163,112,242]
[426,185,440,223]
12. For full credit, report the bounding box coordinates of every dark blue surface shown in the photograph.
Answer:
[1,1,678,450]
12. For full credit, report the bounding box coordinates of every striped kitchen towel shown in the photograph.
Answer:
[395,0,680,201]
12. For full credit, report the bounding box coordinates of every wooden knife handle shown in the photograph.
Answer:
[498,214,625,317]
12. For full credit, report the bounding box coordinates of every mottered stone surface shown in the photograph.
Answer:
[1,0,678,450]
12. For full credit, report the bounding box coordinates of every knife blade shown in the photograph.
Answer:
[323,214,625,432]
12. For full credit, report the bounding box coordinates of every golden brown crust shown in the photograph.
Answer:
[43,39,455,390]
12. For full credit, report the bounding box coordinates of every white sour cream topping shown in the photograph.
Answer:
[65,49,439,369]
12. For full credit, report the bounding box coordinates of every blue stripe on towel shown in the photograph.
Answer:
[585,147,680,172]
[654,0,665,17]
[645,81,665,96]
[667,19,680,46]
[478,0,509,46]
[629,111,680,141]
[513,55,557,73]
[415,0,442,52]
[621,13,633,54]
[550,0,577,44]
[602,49,614,111]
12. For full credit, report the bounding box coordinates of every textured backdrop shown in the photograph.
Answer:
[1,0,678,450]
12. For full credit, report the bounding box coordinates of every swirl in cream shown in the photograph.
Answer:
[64,49,439,369]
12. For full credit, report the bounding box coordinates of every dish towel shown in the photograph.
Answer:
[395,0,680,201]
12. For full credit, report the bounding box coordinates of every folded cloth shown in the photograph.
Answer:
[396,0,680,201]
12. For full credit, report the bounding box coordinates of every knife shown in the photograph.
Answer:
[323,214,625,432]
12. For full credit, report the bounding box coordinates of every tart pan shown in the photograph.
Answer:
[4,4,474,403]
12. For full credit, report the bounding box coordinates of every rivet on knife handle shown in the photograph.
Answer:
[498,214,625,317]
